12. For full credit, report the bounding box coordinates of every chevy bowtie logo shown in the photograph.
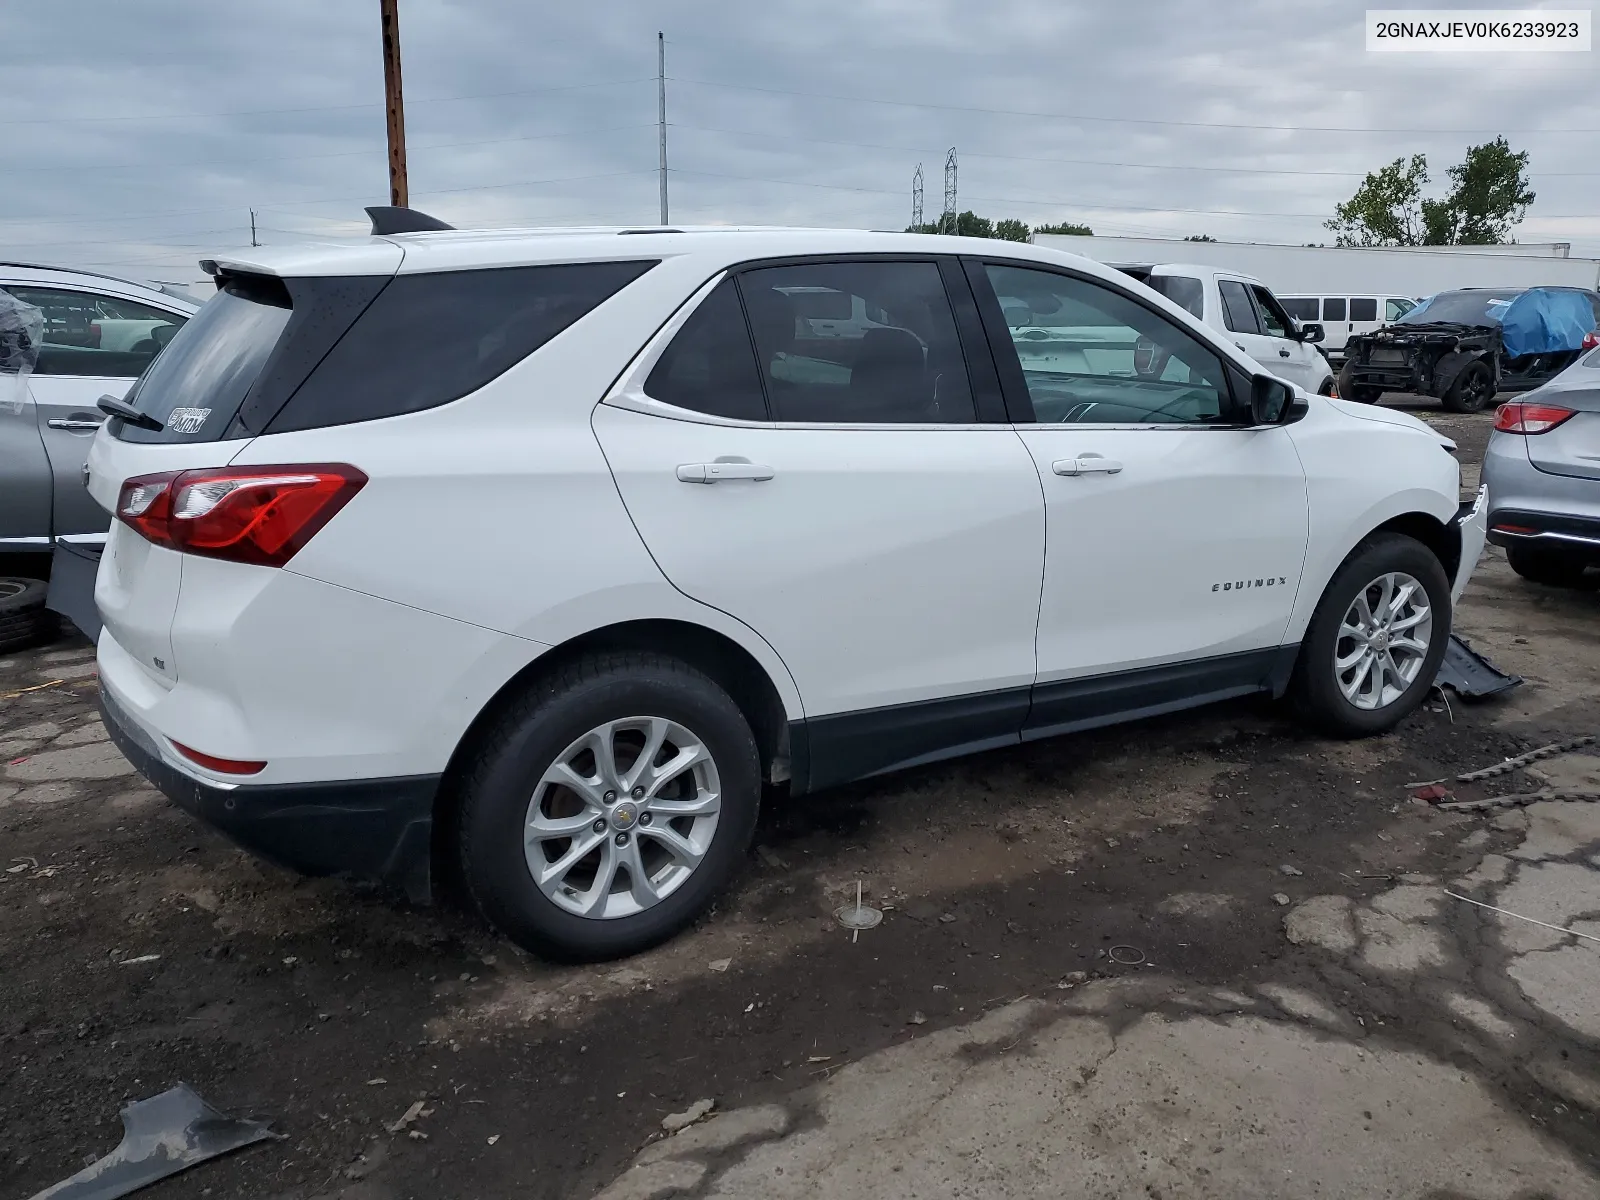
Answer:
[1213,577,1289,592]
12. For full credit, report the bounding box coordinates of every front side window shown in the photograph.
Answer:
[738,261,976,424]
[1323,297,1348,322]
[644,279,767,421]
[1250,285,1292,339]
[1218,280,1262,335]
[1350,297,1378,322]
[1385,298,1415,322]
[984,264,1237,426]
[0,286,187,378]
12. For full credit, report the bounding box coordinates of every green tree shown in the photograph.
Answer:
[1033,221,1094,236]
[905,212,1033,240]
[993,218,1032,242]
[1184,234,1216,242]
[1326,142,1535,247]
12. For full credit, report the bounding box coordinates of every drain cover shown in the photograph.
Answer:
[834,902,883,931]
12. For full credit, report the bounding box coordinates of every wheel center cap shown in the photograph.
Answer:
[1371,629,1391,652]
[610,802,639,832]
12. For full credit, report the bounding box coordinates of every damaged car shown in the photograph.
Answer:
[1337,286,1600,411]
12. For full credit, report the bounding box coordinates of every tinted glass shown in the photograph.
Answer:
[1250,285,1290,338]
[266,260,656,433]
[1322,298,1347,321]
[644,279,767,421]
[984,264,1237,425]
[740,261,976,424]
[1146,274,1204,319]
[1280,298,1319,321]
[1218,281,1261,334]
[1350,297,1378,322]
[1,286,188,379]
[1386,298,1415,321]
[1397,290,1519,325]
[114,274,289,443]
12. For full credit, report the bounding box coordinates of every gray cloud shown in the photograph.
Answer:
[2,0,1596,285]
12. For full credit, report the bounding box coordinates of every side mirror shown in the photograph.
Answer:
[1298,321,1325,344]
[1250,373,1296,425]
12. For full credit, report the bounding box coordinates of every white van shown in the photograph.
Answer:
[1279,295,1419,366]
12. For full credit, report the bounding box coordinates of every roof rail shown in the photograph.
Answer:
[365,206,455,235]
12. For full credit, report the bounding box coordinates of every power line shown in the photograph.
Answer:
[0,77,655,126]
[667,76,1600,136]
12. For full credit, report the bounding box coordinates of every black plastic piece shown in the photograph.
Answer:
[365,205,455,234]
[96,393,162,432]
[100,690,438,902]
[45,540,104,641]
[1434,634,1523,699]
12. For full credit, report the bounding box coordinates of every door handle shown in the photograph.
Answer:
[1278,349,1291,357]
[676,461,776,484]
[1235,342,1246,351]
[47,418,106,431]
[1053,456,1124,477]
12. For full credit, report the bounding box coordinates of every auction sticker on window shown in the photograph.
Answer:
[1367,9,1591,50]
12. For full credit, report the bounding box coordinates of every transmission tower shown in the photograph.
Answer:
[941,148,958,235]
[911,164,924,230]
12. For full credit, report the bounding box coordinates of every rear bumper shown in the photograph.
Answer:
[100,686,437,900]
[1486,508,1600,555]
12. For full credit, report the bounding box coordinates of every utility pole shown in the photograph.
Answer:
[941,148,958,235]
[250,209,259,247]
[911,164,924,230]
[379,0,409,208]
[657,31,669,225]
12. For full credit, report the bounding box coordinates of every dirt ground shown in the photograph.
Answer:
[5,397,1600,1199]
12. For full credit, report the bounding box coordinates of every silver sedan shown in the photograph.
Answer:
[1483,346,1600,586]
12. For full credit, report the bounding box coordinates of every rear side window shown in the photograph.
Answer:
[1323,297,1347,321]
[1218,280,1261,335]
[265,260,655,433]
[115,274,290,443]
[1146,274,1204,319]
[1280,297,1318,322]
[1350,297,1378,322]
[644,279,768,421]
[2,285,188,380]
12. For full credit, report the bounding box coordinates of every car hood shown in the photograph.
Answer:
[1324,397,1454,447]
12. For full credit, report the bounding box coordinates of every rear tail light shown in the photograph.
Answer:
[115,464,366,566]
[1493,402,1577,435]
[172,741,266,775]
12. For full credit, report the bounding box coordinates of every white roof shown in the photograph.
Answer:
[0,261,202,310]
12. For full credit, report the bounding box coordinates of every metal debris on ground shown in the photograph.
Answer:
[1435,789,1600,814]
[834,882,883,940]
[707,957,732,973]
[1108,945,1146,966]
[1433,634,1523,700]
[27,1083,276,1200]
[661,1098,715,1134]
[1446,889,1600,946]
[385,1100,431,1134]
[1405,735,1597,790]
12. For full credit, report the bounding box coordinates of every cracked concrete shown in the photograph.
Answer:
[590,773,1600,1199]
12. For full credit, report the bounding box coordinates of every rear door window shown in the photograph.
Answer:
[0,286,188,380]
[644,279,768,421]
[1218,280,1262,335]
[1350,298,1378,322]
[1323,298,1347,322]
[1145,274,1204,319]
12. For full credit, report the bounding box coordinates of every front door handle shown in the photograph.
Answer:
[47,418,106,431]
[1053,456,1124,477]
[1278,349,1291,357]
[676,461,776,484]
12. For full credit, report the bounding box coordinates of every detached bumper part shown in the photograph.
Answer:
[1435,634,1523,700]
[45,534,106,641]
[99,689,438,901]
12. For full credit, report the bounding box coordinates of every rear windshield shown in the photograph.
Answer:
[1398,290,1520,326]
[114,274,291,443]
[1145,274,1204,319]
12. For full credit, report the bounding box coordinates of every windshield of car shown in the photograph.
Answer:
[1397,290,1520,326]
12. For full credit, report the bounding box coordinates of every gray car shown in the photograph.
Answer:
[1482,345,1600,585]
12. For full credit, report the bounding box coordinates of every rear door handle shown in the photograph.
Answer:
[676,461,776,484]
[47,418,106,431]
[1053,456,1124,477]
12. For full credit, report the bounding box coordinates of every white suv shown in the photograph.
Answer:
[89,213,1486,961]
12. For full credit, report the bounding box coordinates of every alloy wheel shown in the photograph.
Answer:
[1333,571,1433,710]
[523,716,722,919]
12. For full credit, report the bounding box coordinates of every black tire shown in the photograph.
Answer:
[0,577,57,653]
[1287,534,1452,738]
[1506,543,1593,588]
[1317,377,1337,397]
[1335,361,1382,404]
[1440,360,1493,413]
[457,652,761,962]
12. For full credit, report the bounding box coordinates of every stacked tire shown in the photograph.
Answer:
[0,577,57,652]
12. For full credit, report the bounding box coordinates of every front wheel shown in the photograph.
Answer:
[1441,360,1493,413]
[1287,534,1451,737]
[1335,362,1382,404]
[457,652,761,962]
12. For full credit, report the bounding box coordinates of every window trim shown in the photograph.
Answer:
[0,281,192,381]
[964,256,1257,430]
[1217,277,1264,337]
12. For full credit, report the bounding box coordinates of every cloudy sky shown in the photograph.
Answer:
[2,0,1597,285]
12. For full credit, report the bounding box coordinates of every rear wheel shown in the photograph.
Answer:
[457,652,761,962]
[0,577,57,652]
[1506,543,1593,588]
[1441,360,1493,413]
[1288,534,1451,737]
[1335,362,1382,403]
